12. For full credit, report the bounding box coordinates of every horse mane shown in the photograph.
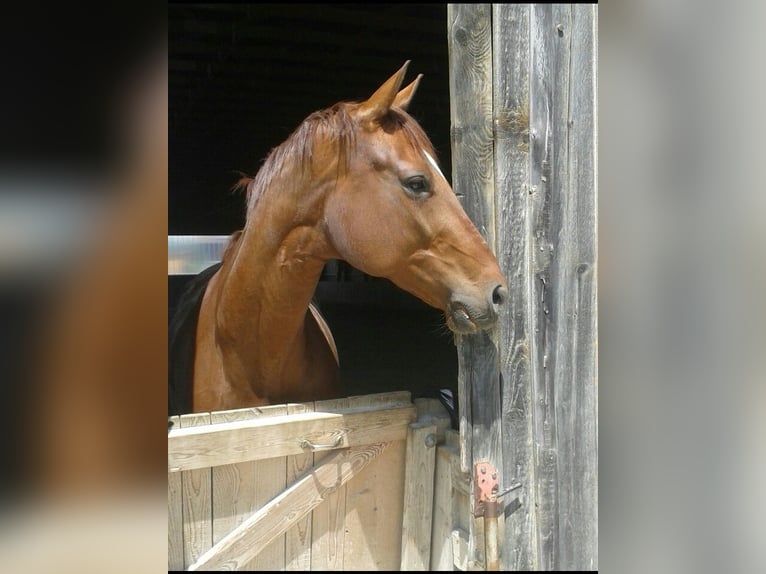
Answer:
[220,229,244,264]
[241,103,438,217]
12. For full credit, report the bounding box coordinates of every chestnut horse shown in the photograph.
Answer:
[183,61,508,413]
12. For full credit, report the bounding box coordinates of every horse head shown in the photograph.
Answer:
[323,61,508,334]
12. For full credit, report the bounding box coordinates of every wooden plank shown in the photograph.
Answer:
[548,5,598,570]
[448,3,497,480]
[210,409,260,570]
[254,405,288,570]
[208,405,289,570]
[527,5,561,569]
[431,441,458,570]
[400,421,438,570]
[528,4,563,570]
[285,402,315,571]
[447,4,506,567]
[341,390,412,411]
[311,397,349,571]
[447,3,496,255]
[448,5,506,566]
[189,442,391,571]
[527,4,598,570]
[343,394,407,570]
[492,3,538,571]
[447,4,494,482]
[168,404,416,471]
[180,412,212,569]
[168,415,183,571]
[444,429,475,570]
[405,398,453,570]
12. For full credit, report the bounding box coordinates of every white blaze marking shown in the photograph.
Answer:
[424,151,447,182]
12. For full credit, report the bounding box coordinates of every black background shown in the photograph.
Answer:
[169,4,459,402]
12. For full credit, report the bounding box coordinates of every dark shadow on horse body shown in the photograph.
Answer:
[168,261,337,417]
[168,263,220,416]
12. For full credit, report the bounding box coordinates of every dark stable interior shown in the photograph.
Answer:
[169,4,458,406]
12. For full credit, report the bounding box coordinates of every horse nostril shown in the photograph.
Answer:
[491,284,508,308]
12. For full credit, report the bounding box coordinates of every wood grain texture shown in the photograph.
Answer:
[447,3,598,571]
[210,408,261,570]
[492,4,538,571]
[168,404,416,472]
[527,4,598,570]
[448,5,504,569]
[285,402,315,571]
[253,405,288,570]
[448,3,495,477]
[548,5,598,570]
[310,397,349,571]
[168,415,183,571]
[180,412,212,569]
[431,441,458,571]
[189,442,391,571]
[527,5,562,569]
[400,421,438,570]
[343,394,406,570]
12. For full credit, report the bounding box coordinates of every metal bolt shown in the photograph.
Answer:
[425,433,437,448]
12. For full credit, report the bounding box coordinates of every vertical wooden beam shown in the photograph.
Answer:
[492,3,538,571]
[180,412,212,569]
[344,394,407,570]
[528,4,598,570]
[447,0,497,475]
[400,420,438,570]
[285,402,315,571]
[527,5,563,569]
[310,397,348,570]
[168,415,183,571]
[254,405,288,570]
[448,3,504,569]
[210,408,261,570]
[550,5,598,570]
[449,3,597,570]
[431,436,460,570]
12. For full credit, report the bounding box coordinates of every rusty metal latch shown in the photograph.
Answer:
[473,461,500,518]
[472,462,524,571]
[473,462,523,517]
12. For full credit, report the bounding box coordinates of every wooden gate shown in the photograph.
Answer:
[168,391,452,571]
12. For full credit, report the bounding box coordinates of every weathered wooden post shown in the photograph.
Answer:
[448,3,597,570]
[448,4,504,570]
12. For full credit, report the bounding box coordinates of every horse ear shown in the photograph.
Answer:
[393,74,423,111]
[358,60,411,125]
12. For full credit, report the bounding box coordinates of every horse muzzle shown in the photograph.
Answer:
[446,283,508,334]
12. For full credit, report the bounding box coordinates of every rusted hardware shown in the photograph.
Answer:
[473,461,501,571]
[473,461,500,518]
[473,463,523,571]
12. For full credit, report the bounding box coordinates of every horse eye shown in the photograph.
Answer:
[404,175,430,196]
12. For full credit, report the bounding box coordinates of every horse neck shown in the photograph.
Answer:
[213,168,335,390]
